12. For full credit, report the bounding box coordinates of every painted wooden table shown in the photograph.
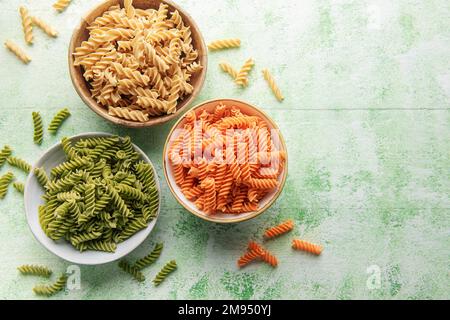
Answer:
[0,0,448,299]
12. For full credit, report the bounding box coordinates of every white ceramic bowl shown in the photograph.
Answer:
[24,132,160,265]
[163,99,288,224]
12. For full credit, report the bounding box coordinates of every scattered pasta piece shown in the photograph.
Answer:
[153,260,177,286]
[167,103,286,215]
[0,172,14,199]
[53,0,72,12]
[19,6,33,45]
[73,0,202,120]
[7,157,31,173]
[33,274,67,296]
[7,156,31,173]
[133,243,164,270]
[4,40,31,64]
[219,62,248,86]
[264,219,294,239]
[208,38,241,51]
[292,239,323,255]
[13,181,25,193]
[48,108,70,134]
[0,145,12,168]
[235,58,254,87]
[118,260,145,282]
[237,249,261,268]
[31,16,58,38]
[32,111,44,145]
[17,264,52,277]
[248,241,278,267]
[262,68,284,102]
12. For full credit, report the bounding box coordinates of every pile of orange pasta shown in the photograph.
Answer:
[238,219,323,268]
[168,103,286,214]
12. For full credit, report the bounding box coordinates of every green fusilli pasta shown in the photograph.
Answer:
[0,145,12,168]
[13,181,25,193]
[118,260,145,282]
[39,136,159,253]
[34,167,49,187]
[33,274,67,296]
[153,260,177,286]
[48,108,71,134]
[133,243,164,270]
[32,111,44,145]
[7,156,31,173]
[0,172,14,199]
[17,264,52,277]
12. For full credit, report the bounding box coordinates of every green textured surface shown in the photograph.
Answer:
[0,0,449,300]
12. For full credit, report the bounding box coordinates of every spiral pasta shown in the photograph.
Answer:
[262,68,284,102]
[208,38,241,51]
[19,6,33,45]
[0,145,12,168]
[133,243,164,270]
[292,239,323,255]
[248,241,278,267]
[4,40,31,64]
[237,249,261,268]
[39,136,159,252]
[31,16,58,38]
[7,156,31,173]
[153,260,177,286]
[118,260,145,282]
[33,274,67,296]
[32,111,44,145]
[17,264,52,277]
[48,108,71,134]
[168,103,285,215]
[73,0,202,121]
[0,172,14,199]
[235,58,254,87]
[219,62,248,85]
[264,220,294,239]
[53,0,72,12]
[13,181,25,193]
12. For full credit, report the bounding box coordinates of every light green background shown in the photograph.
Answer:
[0,0,449,299]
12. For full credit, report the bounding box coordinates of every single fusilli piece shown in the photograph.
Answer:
[124,0,135,19]
[0,145,12,168]
[292,239,323,255]
[248,241,278,267]
[208,38,241,51]
[108,107,149,122]
[133,243,163,270]
[34,167,49,187]
[19,6,33,45]
[33,274,67,296]
[17,264,52,277]
[153,260,177,286]
[7,156,31,173]
[0,172,14,199]
[31,16,58,38]
[53,0,72,12]
[4,40,31,64]
[262,68,284,101]
[48,108,71,134]
[264,220,294,239]
[235,58,254,87]
[237,249,261,268]
[13,181,25,193]
[32,112,44,145]
[118,260,145,282]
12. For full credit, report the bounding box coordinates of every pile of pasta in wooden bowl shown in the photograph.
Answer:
[163,99,288,223]
[68,0,207,127]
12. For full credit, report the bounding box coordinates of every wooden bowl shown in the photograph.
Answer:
[163,99,288,224]
[68,0,207,128]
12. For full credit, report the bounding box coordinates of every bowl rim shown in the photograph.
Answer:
[67,0,208,128]
[24,132,161,265]
[162,98,288,224]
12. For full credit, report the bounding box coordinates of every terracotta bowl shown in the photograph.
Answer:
[163,99,288,223]
[68,0,207,128]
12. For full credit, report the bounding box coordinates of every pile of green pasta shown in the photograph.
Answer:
[38,135,159,252]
